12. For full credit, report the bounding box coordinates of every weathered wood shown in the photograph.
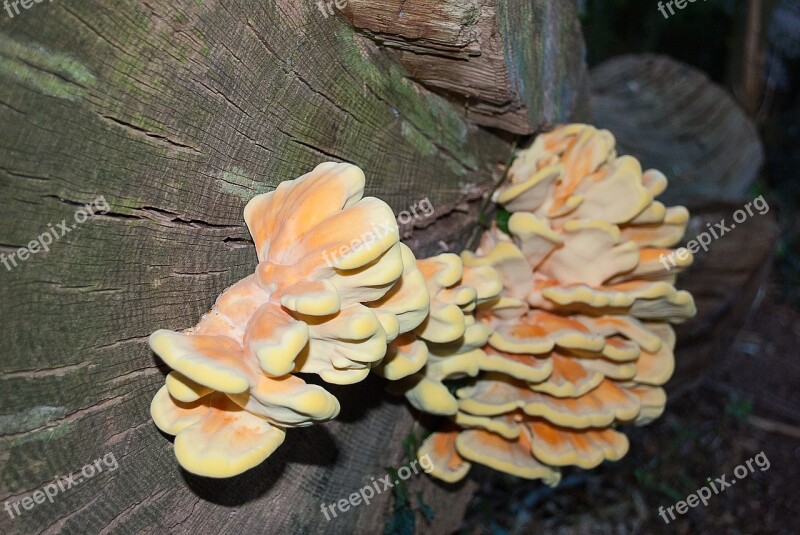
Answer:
[590,54,764,207]
[0,1,586,534]
[343,0,588,134]
[589,54,778,390]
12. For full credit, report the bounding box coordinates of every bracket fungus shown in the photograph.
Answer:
[149,123,695,484]
[414,124,696,484]
[386,254,504,416]
[149,162,430,477]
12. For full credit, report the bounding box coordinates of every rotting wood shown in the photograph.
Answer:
[0,1,586,534]
[343,0,588,134]
[590,54,764,207]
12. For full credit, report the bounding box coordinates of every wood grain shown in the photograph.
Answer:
[0,1,587,533]
[343,0,588,134]
[590,54,764,208]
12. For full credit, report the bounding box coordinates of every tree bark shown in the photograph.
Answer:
[0,2,586,534]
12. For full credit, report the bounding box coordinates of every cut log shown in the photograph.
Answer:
[0,1,586,534]
[343,0,589,134]
[669,204,779,389]
[589,55,777,390]
[590,54,764,207]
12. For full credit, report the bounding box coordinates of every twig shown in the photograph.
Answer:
[465,139,518,251]
[747,414,800,440]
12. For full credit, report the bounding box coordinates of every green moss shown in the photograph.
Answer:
[0,34,95,101]
[400,122,437,157]
[0,406,71,447]
[384,431,435,535]
[218,167,272,201]
[335,28,478,170]
[111,55,148,100]
[464,4,481,26]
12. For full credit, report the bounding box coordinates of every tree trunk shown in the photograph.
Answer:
[0,2,585,534]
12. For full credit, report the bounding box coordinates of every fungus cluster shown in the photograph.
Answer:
[412,124,696,483]
[149,162,430,477]
[149,124,695,482]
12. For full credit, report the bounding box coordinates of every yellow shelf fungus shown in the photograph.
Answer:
[413,124,695,484]
[150,162,429,477]
[150,123,695,483]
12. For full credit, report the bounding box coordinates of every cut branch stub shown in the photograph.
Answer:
[343,0,589,134]
[590,54,764,206]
